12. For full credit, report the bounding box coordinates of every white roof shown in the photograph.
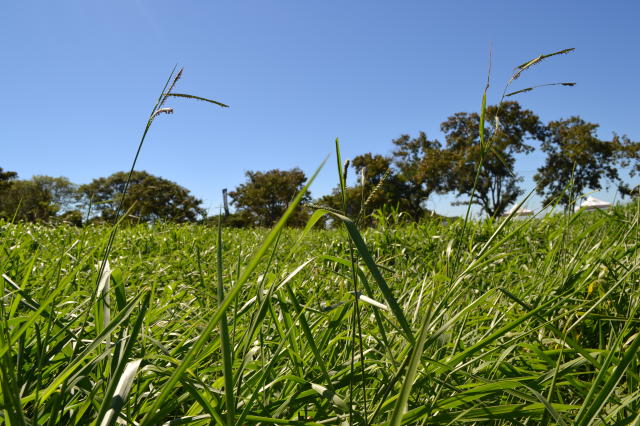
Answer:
[575,196,611,211]
[504,205,534,216]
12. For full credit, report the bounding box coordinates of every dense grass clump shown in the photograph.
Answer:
[1,201,639,425]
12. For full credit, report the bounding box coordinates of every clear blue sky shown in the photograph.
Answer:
[2,1,639,216]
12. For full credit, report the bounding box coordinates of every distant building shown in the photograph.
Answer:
[503,205,534,217]
[575,196,612,212]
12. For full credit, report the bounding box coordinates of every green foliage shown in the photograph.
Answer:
[32,175,79,212]
[202,212,252,228]
[0,167,17,192]
[318,153,396,223]
[1,202,639,424]
[318,145,446,226]
[391,132,448,217]
[441,101,546,217]
[0,175,76,222]
[620,184,640,198]
[14,49,636,425]
[79,170,206,223]
[229,168,311,227]
[534,117,627,208]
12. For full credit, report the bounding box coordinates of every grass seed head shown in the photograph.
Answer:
[151,107,174,120]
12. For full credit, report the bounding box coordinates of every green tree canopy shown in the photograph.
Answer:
[0,167,17,191]
[318,137,450,226]
[317,152,435,225]
[614,135,640,198]
[32,175,79,212]
[534,117,626,208]
[0,176,76,222]
[391,132,448,218]
[440,101,546,217]
[229,168,310,227]
[317,154,395,223]
[79,171,205,223]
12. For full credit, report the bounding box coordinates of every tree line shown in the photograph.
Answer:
[2,101,639,227]
[0,171,205,226]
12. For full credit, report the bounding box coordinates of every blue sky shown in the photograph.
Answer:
[2,1,639,216]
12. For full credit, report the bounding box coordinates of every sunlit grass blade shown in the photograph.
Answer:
[1,251,98,358]
[282,281,335,390]
[576,319,640,424]
[327,212,414,343]
[310,383,349,412]
[98,359,142,426]
[23,290,147,405]
[0,313,28,426]
[95,291,150,425]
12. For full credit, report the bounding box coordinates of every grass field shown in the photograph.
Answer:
[1,199,639,425]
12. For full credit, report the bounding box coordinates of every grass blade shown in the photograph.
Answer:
[328,212,414,343]
[217,216,235,425]
[95,291,150,425]
[99,359,142,426]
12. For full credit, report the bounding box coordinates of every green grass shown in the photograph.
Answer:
[2,50,639,424]
[1,200,639,424]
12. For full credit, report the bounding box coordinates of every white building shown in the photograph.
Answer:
[503,205,534,217]
[575,196,612,212]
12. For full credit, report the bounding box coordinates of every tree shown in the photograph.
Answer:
[79,171,205,223]
[318,154,396,223]
[351,153,405,217]
[615,136,640,199]
[391,132,448,218]
[229,168,310,227]
[317,141,449,226]
[0,180,51,221]
[534,117,624,209]
[0,175,77,222]
[0,167,17,192]
[440,101,546,217]
[32,176,79,213]
[317,153,424,225]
